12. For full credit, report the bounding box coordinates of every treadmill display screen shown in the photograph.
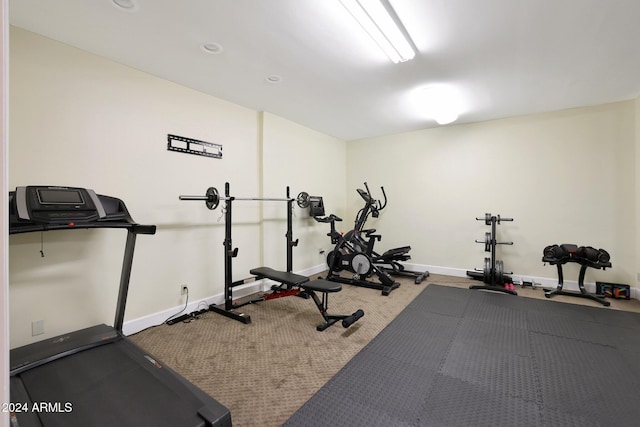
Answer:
[37,189,85,205]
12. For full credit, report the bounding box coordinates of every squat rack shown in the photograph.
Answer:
[179,182,301,323]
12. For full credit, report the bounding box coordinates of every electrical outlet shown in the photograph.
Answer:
[181,285,188,295]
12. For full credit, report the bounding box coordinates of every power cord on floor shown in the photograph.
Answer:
[164,288,190,325]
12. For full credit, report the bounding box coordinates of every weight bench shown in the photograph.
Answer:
[239,267,310,305]
[250,267,310,288]
[216,267,363,330]
[301,279,364,331]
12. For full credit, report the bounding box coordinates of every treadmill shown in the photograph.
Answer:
[8,186,232,427]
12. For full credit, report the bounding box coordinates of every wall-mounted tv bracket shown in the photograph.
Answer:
[167,134,222,159]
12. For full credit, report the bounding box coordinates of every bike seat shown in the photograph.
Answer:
[314,214,342,223]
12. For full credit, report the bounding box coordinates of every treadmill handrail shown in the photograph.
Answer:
[8,188,157,334]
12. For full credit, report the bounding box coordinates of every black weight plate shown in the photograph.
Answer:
[483,257,490,283]
[496,260,503,285]
[205,187,220,210]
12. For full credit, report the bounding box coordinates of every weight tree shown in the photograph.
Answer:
[466,213,516,295]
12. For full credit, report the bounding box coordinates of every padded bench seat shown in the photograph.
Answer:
[249,267,309,287]
[302,279,342,293]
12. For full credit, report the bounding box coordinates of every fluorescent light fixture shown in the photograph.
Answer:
[339,0,415,63]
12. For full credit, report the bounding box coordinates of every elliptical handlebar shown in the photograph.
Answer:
[362,182,387,215]
[378,186,387,211]
[354,182,387,231]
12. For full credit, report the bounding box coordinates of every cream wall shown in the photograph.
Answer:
[8,28,344,348]
[7,25,640,352]
[260,112,346,272]
[346,102,637,291]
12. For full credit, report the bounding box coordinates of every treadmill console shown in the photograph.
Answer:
[14,185,107,224]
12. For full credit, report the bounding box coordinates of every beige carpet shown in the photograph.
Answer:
[129,274,640,427]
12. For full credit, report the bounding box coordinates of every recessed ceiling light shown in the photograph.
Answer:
[265,75,283,84]
[112,0,137,10]
[201,43,224,55]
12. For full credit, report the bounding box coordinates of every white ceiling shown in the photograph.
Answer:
[9,0,640,141]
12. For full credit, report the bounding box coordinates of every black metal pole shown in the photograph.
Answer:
[286,186,293,272]
[114,230,137,333]
[224,182,234,310]
[490,216,497,285]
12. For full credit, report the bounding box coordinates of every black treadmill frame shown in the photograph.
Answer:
[8,187,232,427]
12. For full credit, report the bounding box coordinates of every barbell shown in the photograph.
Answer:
[179,186,310,210]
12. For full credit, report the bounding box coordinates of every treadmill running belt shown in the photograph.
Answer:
[13,339,227,427]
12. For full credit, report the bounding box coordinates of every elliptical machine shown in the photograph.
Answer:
[319,213,399,296]
[317,183,427,295]
[343,183,428,284]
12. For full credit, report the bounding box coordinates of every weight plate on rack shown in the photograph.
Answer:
[483,257,491,284]
[496,260,504,285]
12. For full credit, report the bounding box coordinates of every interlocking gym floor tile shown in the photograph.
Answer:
[364,312,458,370]
[320,352,438,423]
[525,312,617,346]
[529,332,624,374]
[440,340,538,402]
[283,384,414,427]
[463,294,531,330]
[403,284,471,317]
[418,373,544,427]
[540,406,609,427]
[455,317,532,355]
[285,285,640,427]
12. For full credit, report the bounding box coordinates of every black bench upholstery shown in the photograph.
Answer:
[245,270,363,331]
[249,267,310,287]
[301,279,342,293]
[300,279,363,331]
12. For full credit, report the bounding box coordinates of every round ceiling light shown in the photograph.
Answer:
[413,84,464,125]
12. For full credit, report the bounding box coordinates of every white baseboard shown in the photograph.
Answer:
[124,262,638,336]
[123,263,329,336]
[403,262,639,299]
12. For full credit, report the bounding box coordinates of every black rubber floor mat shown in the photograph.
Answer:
[284,284,640,426]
